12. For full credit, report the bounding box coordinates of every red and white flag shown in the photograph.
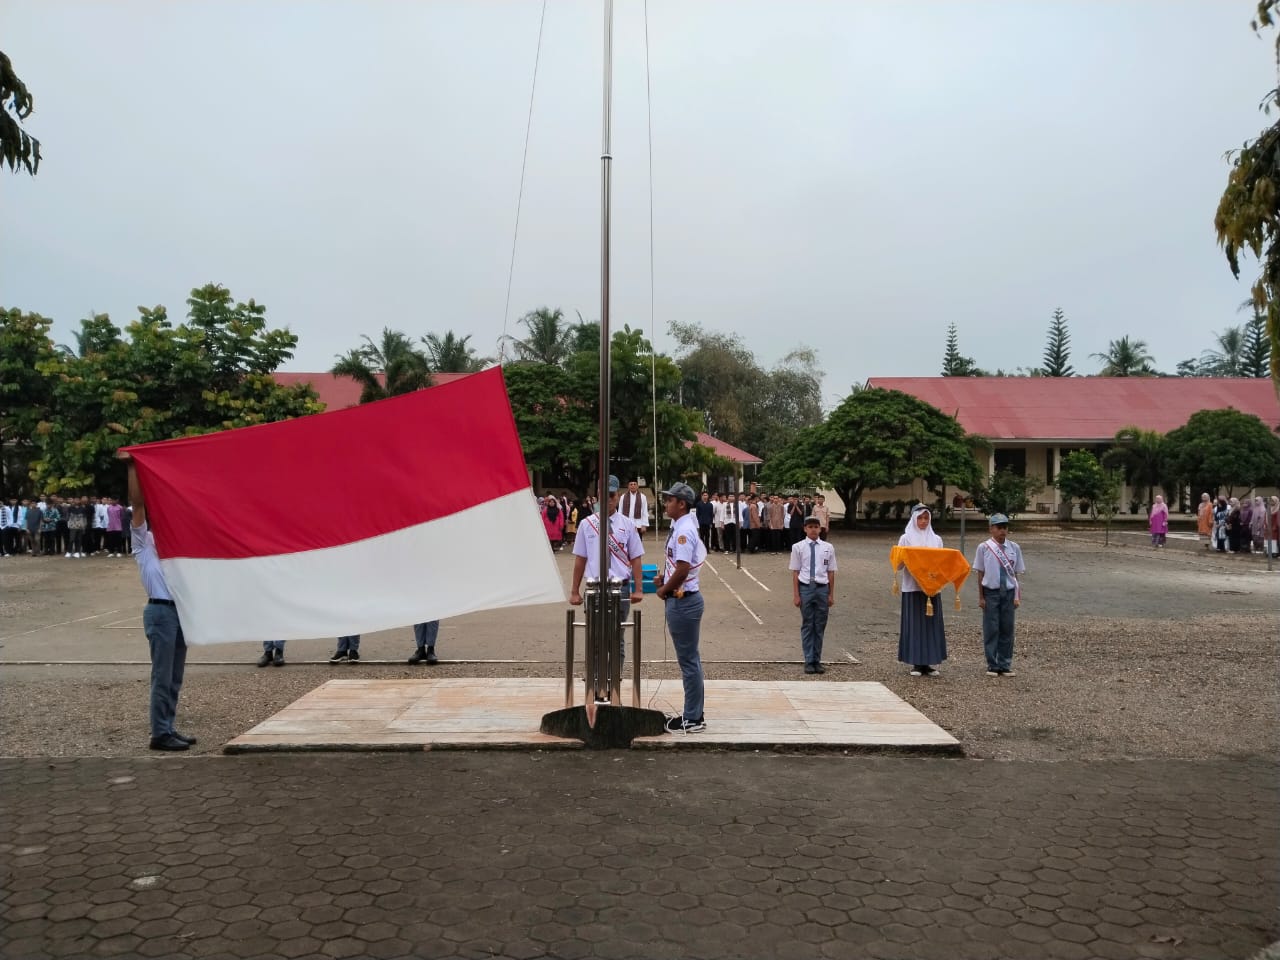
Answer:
[123,368,565,644]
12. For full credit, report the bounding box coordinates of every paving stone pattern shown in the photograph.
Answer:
[0,754,1275,959]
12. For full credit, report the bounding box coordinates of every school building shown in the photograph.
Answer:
[858,377,1280,515]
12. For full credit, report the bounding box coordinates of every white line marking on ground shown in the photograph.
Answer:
[0,609,121,643]
[842,649,862,664]
[738,566,772,592]
[704,561,763,625]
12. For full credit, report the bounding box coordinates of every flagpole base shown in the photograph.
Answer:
[539,702,667,748]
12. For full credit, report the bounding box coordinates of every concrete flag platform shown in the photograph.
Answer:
[223,678,961,753]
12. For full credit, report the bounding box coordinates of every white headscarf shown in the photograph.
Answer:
[899,504,943,548]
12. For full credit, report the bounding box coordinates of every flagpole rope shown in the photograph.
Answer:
[499,0,549,363]
[642,0,677,711]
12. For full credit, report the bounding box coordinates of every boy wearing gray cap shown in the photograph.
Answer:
[655,482,707,733]
[971,514,1026,677]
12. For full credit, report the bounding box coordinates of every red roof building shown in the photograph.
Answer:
[273,371,472,411]
[866,377,1279,442]
[860,377,1279,514]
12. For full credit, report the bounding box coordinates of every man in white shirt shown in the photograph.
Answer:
[618,480,650,540]
[790,516,837,673]
[91,496,109,556]
[571,475,644,666]
[971,513,1027,678]
[655,482,707,734]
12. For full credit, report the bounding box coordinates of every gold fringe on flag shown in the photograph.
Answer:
[925,596,934,616]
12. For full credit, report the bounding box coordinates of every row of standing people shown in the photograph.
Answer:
[1196,493,1280,556]
[0,495,131,558]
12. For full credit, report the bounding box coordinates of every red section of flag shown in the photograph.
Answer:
[124,368,530,560]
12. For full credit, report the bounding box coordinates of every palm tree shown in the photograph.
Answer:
[1091,336,1156,376]
[1200,325,1246,376]
[331,328,432,403]
[422,331,487,373]
[503,307,573,365]
[1103,426,1165,508]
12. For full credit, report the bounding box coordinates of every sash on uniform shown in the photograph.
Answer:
[982,539,1021,603]
[586,514,632,573]
[889,545,970,616]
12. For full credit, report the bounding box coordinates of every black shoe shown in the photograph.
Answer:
[272,648,284,667]
[257,650,273,667]
[172,731,197,745]
[804,664,817,674]
[425,648,438,665]
[813,663,826,674]
[329,650,349,664]
[408,647,428,665]
[347,649,359,663]
[149,734,189,751]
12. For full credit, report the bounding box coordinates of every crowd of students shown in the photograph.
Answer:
[0,495,132,558]
[1201,493,1280,557]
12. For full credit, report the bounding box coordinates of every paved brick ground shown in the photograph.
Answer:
[1,754,1275,960]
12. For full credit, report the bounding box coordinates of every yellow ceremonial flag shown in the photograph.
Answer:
[890,546,971,614]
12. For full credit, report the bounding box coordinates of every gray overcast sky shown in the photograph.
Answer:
[2,1,1274,406]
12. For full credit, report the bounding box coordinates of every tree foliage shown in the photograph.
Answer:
[1215,1,1280,387]
[1200,325,1247,376]
[1243,309,1272,377]
[760,388,981,527]
[1091,336,1156,376]
[332,328,432,403]
[1055,450,1108,514]
[669,321,823,462]
[1165,407,1280,495]
[15,285,321,493]
[1041,308,1074,377]
[1101,425,1166,508]
[971,468,1045,519]
[941,323,983,377]
[0,308,58,497]
[1,50,39,175]
[423,330,487,373]
[504,307,576,366]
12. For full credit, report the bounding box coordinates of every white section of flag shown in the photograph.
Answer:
[162,490,565,644]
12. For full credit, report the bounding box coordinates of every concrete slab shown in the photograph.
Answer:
[223,678,961,754]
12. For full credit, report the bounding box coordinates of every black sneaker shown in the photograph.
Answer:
[149,734,189,751]
[664,715,706,734]
[257,650,273,668]
[329,650,349,664]
[272,648,285,667]
[425,648,438,665]
[172,731,198,745]
[408,647,428,665]
[347,650,359,663]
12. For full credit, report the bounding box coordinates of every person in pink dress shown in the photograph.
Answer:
[541,496,565,552]
[1148,495,1169,548]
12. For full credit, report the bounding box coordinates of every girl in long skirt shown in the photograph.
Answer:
[897,505,946,677]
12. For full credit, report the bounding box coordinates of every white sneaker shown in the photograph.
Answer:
[986,669,999,677]
[65,552,72,558]
[909,669,923,677]
[1001,669,1017,678]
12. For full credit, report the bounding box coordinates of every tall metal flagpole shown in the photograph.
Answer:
[593,0,615,702]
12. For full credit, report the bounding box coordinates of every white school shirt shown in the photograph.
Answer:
[93,503,109,529]
[971,538,1026,591]
[711,500,725,527]
[573,511,644,580]
[618,491,650,529]
[131,520,172,601]
[789,536,838,585]
[664,512,706,593]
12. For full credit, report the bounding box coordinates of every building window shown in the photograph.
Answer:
[994,449,1026,477]
[1046,448,1055,485]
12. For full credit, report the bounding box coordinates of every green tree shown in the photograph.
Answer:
[1200,325,1247,376]
[0,308,59,496]
[971,468,1045,519]
[1,51,39,175]
[1102,426,1166,509]
[1165,407,1280,496]
[1242,309,1272,378]
[941,323,982,377]
[1175,358,1204,377]
[1041,308,1074,377]
[504,307,574,366]
[502,363,597,491]
[422,330,486,373]
[670,321,823,461]
[1055,450,1108,517]
[1091,336,1156,376]
[30,286,321,492]
[1216,2,1280,387]
[332,328,431,403]
[760,388,981,528]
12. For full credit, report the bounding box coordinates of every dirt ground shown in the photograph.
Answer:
[1,528,1275,761]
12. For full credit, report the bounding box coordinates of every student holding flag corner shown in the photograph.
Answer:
[569,475,644,665]
[120,451,195,752]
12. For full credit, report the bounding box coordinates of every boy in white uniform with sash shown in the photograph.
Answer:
[971,513,1026,677]
[655,482,707,734]
[569,475,644,665]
